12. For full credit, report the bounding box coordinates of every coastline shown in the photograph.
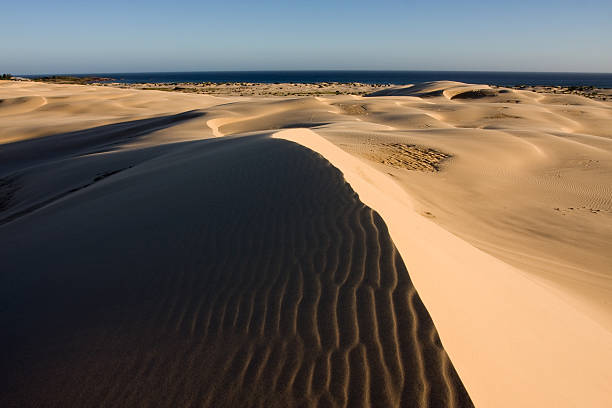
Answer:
[12,75,612,99]
[17,70,612,88]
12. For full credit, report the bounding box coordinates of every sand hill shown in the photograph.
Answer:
[1,80,611,407]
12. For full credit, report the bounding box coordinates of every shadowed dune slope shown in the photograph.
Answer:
[0,81,228,144]
[0,136,472,408]
[0,110,205,172]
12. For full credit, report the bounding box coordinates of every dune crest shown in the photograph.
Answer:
[0,134,472,407]
[273,128,612,408]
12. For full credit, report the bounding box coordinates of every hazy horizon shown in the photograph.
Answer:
[16,69,612,76]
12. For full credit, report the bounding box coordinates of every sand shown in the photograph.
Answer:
[104,81,393,97]
[1,80,612,407]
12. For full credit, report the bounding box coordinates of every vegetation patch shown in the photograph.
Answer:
[33,76,115,84]
[379,143,451,172]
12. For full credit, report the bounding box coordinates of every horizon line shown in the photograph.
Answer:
[16,69,612,76]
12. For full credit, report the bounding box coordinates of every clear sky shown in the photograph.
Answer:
[2,0,611,74]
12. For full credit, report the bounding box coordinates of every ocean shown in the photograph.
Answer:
[26,70,612,88]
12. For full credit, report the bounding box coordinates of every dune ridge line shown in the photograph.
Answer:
[272,127,612,408]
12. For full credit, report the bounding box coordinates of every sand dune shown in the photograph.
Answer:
[273,128,612,408]
[0,133,470,407]
[318,82,612,332]
[0,95,47,116]
[0,81,229,144]
[2,80,612,407]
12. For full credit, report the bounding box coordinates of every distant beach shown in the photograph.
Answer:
[21,70,612,87]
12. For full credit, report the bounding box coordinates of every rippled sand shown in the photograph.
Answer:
[1,80,611,407]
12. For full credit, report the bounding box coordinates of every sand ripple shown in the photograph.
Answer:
[0,137,471,407]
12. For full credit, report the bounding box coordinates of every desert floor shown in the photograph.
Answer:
[1,80,611,407]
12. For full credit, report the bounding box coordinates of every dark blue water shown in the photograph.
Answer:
[27,71,612,88]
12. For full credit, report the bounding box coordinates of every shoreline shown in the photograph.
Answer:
[7,76,612,99]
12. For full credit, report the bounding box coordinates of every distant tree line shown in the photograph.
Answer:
[1,73,12,80]
[33,75,114,84]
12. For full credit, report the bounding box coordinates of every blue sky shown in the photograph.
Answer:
[2,0,611,74]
